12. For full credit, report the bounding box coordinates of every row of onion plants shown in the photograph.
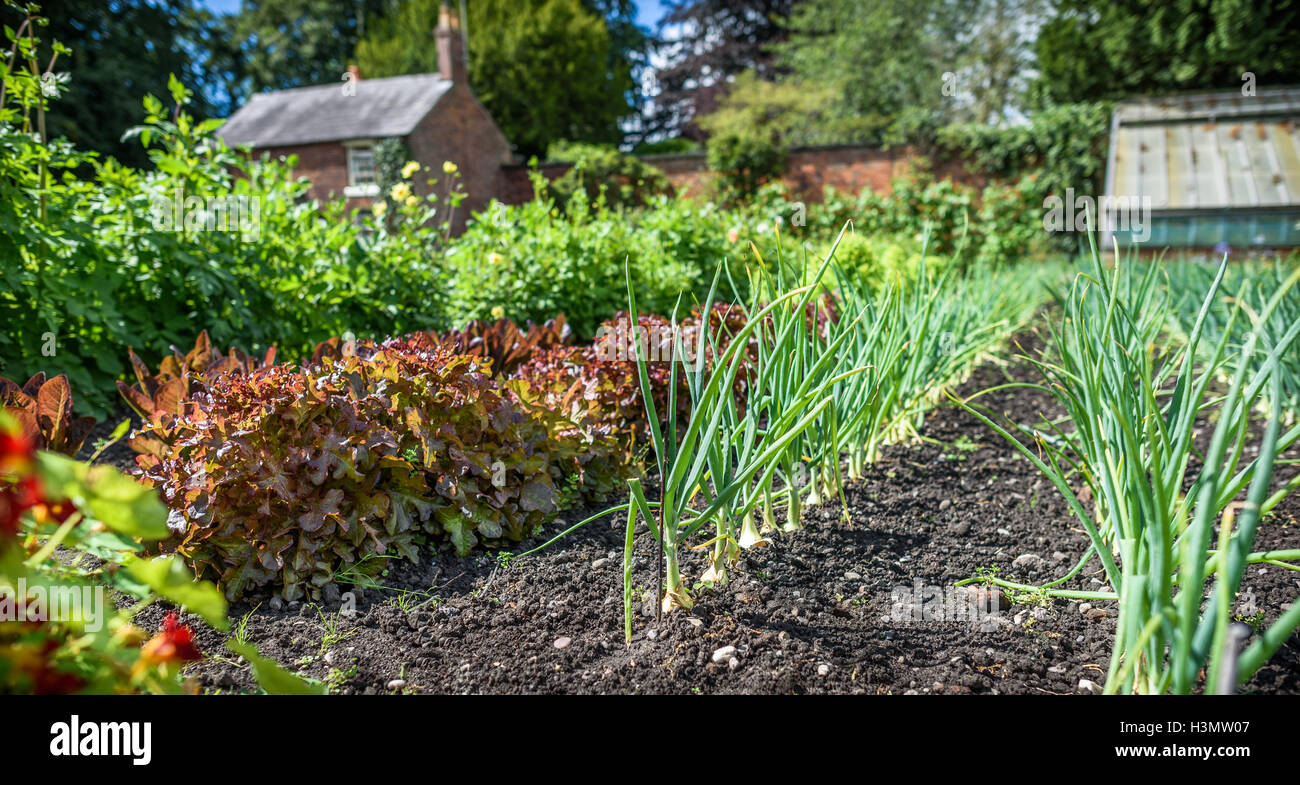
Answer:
[958,236,1300,693]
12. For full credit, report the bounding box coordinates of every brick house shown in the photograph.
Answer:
[218,5,510,230]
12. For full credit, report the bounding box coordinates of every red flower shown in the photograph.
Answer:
[0,428,34,474]
[0,471,44,539]
[139,611,203,665]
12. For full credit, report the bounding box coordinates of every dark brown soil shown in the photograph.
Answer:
[132,335,1300,695]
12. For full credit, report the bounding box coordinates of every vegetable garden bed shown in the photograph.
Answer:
[142,350,1300,695]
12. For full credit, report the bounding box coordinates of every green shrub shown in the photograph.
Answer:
[0,72,455,418]
[817,232,949,293]
[706,131,788,204]
[546,141,672,211]
[444,190,739,338]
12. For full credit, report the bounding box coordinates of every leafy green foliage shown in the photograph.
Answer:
[1,413,212,693]
[547,142,673,211]
[706,132,788,204]
[1030,0,1300,107]
[445,189,737,338]
[0,59,453,417]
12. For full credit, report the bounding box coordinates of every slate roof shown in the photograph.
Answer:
[219,73,453,148]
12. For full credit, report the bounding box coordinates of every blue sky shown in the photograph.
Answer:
[195,1,670,28]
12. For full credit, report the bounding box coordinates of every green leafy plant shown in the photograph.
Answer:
[706,131,788,204]
[547,141,673,211]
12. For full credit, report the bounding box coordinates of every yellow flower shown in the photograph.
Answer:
[401,160,421,179]
[487,252,504,265]
[389,182,412,202]
[490,306,505,319]
[442,160,458,174]
[405,195,419,208]
[371,201,387,218]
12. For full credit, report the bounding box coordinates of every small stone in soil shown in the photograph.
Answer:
[817,664,830,676]
[387,679,406,691]
[1078,679,1100,694]
[553,636,572,649]
[844,571,861,580]
[712,645,737,664]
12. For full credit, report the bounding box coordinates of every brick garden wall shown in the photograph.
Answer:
[500,143,984,205]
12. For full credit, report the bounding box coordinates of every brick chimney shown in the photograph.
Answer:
[436,2,467,84]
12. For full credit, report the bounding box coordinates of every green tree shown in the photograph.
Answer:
[1031,0,1300,106]
[775,0,973,144]
[355,0,634,157]
[0,0,215,167]
[208,0,392,112]
[695,70,843,147]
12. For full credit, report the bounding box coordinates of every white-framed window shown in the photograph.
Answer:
[344,143,379,197]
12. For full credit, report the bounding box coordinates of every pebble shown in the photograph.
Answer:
[553,636,572,649]
[646,629,659,640]
[1078,678,1100,694]
[1078,602,1092,614]
[386,679,406,691]
[268,596,284,611]
[591,558,610,569]
[996,528,1012,536]
[844,571,862,580]
[712,645,737,664]
[817,663,830,676]
[939,499,952,512]
[951,522,970,536]
[1012,554,1043,568]
[978,616,1012,632]
[1085,608,1109,620]
[728,657,740,671]
[1032,607,1049,621]
[1051,551,1069,562]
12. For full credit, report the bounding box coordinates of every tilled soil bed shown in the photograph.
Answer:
[136,339,1300,695]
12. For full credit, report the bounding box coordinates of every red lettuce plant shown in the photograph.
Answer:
[130,334,624,601]
[0,374,95,456]
[118,330,276,421]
